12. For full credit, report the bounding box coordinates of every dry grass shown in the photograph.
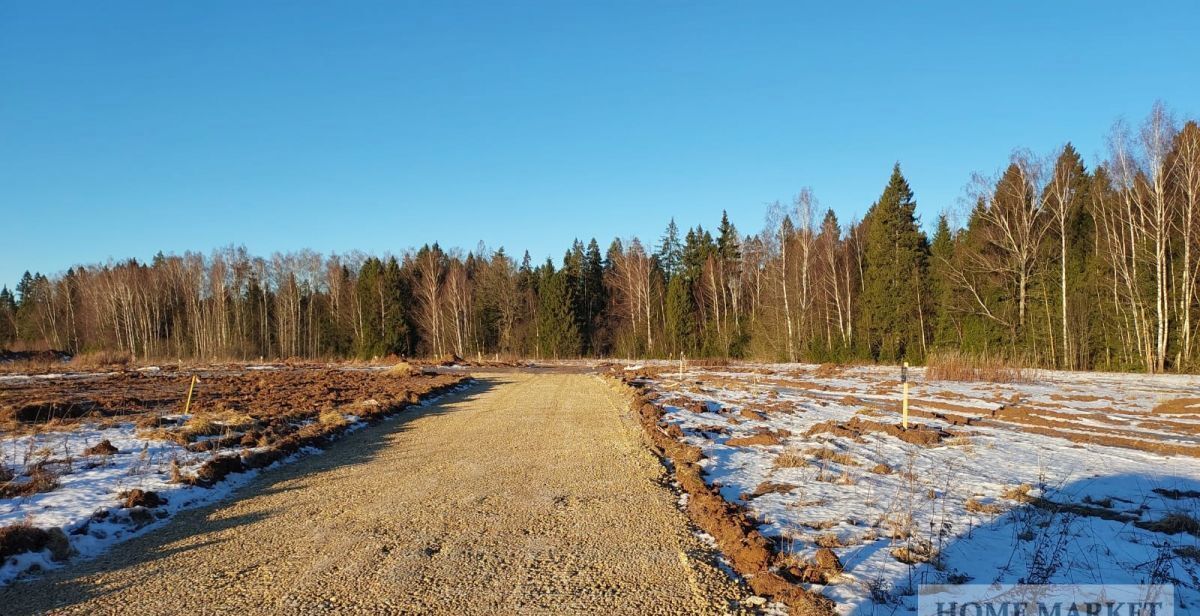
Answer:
[387,361,417,377]
[772,448,808,468]
[0,466,60,498]
[882,513,913,540]
[965,497,1006,515]
[812,363,848,378]
[891,539,936,564]
[210,409,256,431]
[687,358,731,368]
[925,350,1031,384]
[815,533,843,548]
[1137,512,1200,536]
[806,447,859,466]
[68,350,133,370]
[1002,483,1035,502]
[178,416,222,442]
[318,410,349,429]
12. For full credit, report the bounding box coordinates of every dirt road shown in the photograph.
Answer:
[2,373,750,615]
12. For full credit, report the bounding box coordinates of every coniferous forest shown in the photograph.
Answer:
[4,103,1199,373]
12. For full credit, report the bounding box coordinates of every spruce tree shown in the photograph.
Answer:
[717,211,741,262]
[929,215,957,348]
[15,271,33,307]
[582,239,606,352]
[0,286,16,345]
[356,258,384,358]
[858,164,930,362]
[381,256,411,355]
[681,226,714,282]
[536,269,581,358]
[656,219,684,280]
[664,274,695,357]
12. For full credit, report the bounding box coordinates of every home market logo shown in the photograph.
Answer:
[918,584,1174,616]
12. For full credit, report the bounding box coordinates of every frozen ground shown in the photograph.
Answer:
[636,363,1200,615]
[0,378,470,586]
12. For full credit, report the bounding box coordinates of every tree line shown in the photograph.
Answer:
[3,102,1198,373]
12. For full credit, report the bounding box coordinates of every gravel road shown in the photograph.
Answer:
[2,373,752,615]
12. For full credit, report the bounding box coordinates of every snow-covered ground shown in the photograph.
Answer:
[0,380,472,586]
[637,364,1200,615]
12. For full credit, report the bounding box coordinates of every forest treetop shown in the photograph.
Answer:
[4,102,1198,373]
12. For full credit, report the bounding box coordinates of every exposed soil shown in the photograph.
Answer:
[1,365,462,430]
[805,416,949,447]
[618,373,836,616]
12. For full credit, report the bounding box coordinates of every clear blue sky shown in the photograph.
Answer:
[3,1,1198,290]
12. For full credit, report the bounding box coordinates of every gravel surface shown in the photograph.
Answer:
[2,373,752,615]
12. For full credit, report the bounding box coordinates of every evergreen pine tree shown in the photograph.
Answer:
[858,164,931,362]
[0,286,16,345]
[929,215,957,348]
[356,258,385,358]
[664,274,695,357]
[563,240,590,350]
[382,256,411,355]
[717,211,741,262]
[656,219,684,280]
[15,271,33,307]
[681,227,714,282]
[536,269,581,358]
[583,239,606,352]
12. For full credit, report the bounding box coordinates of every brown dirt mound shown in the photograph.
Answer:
[726,427,792,447]
[0,525,69,561]
[748,481,797,498]
[120,489,165,508]
[190,455,246,487]
[805,416,949,446]
[1152,397,1200,415]
[786,547,844,584]
[739,408,767,421]
[84,439,120,456]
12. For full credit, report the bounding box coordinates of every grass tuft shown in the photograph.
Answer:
[925,350,1031,383]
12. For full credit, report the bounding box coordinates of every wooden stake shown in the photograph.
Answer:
[901,361,909,429]
[183,375,198,416]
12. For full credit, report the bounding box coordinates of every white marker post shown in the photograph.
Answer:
[901,361,909,430]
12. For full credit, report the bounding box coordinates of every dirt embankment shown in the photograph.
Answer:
[614,370,836,616]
